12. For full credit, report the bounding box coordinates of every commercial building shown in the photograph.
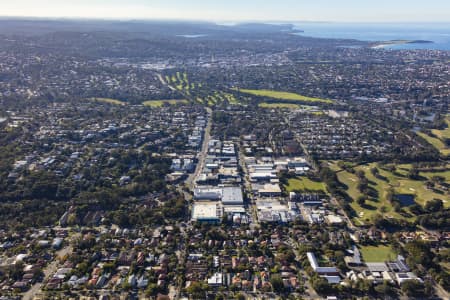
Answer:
[221,187,244,206]
[194,186,243,206]
[194,188,222,201]
[192,203,222,224]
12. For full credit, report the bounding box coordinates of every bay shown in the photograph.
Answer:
[293,22,450,50]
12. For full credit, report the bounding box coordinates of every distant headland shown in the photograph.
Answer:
[370,39,434,49]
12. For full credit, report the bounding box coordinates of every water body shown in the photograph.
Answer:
[177,34,208,38]
[395,194,416,207]
[293,23,450,50]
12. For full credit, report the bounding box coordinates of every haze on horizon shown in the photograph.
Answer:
[1,0,450,23]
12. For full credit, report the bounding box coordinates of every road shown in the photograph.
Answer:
[237,143,260,229]
[23,233,80,300]
[330,196,357,231]
[186,107,212,190]
[173,107,212,300]
[288,237,321,300]
[284,115,356,231]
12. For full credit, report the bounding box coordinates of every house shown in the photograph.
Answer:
[207,272,223,287]
[119,176,131,186]
[12,281,29,292]
[52,238,63,249]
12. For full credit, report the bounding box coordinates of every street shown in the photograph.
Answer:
[23,232,80,300]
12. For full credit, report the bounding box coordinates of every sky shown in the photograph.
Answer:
[1,0,450,23]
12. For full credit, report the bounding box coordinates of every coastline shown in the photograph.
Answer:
[370,39,434,49]
[291,23,449,50]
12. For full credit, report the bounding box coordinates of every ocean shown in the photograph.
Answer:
[293,23,450,50]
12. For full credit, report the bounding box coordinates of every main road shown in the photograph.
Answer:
[173,107,212,300]
[237,143,260,229]
[186,107,212,190]
[23,232,80,300]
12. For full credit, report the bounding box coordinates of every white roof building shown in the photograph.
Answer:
[194,186,243,206]
[395,272,422,285]
[307,252,339,275]
[194,187,222,200]
[192,203,222,223]
[222,187,244,205]
[208,272,223,286]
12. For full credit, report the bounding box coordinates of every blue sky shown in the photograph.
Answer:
[2,0,450,22]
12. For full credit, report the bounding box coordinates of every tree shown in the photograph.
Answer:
[424,199,443,213]
[409,204,424,215]
[431,176,445,184]
[374,281,395,296]
[235,293,246,300]
[407,166,419,180]
[401,280,426,297]
[356,170,365,179]
[8,261,24,281]
[357,196,366,206]
[354,279,372,294]
[277,246,296,264]
[312,277,332,294]
[271,275,285,294]
[370,167,379,177]
[404,241,433,269]
[32,268,44,281]
[186,281,208,299]
[146,283,160,297]
[215,293,225,300]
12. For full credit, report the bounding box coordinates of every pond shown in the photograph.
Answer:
[394,194,416,207]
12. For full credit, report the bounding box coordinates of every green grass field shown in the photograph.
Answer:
[420,168,450,182]
[432,118,450,140]
[417,132,450,156]
[142,100,189,107]
[259,102,300,109]
[330,162,449,225]
[235,88,334,104]
[201,91,239,106]
[432,117,450,139]
[88,98,126,105]
[360,245,396,262]
[222,92,239,104]
[285,177,327,193]
[168,72,192,93]
[417,117,450,156]
[165,72,240,107]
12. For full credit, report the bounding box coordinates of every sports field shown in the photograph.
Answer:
[259,102,300,109]
[235,88,334,104]
[360,245,396,262]
[142,99,188,107]
[88,98,126,105]
[285,177,327,193]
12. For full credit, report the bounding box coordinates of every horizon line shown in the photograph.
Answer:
[1,15,450,25]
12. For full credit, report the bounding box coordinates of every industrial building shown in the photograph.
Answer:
[192,203,222,224]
